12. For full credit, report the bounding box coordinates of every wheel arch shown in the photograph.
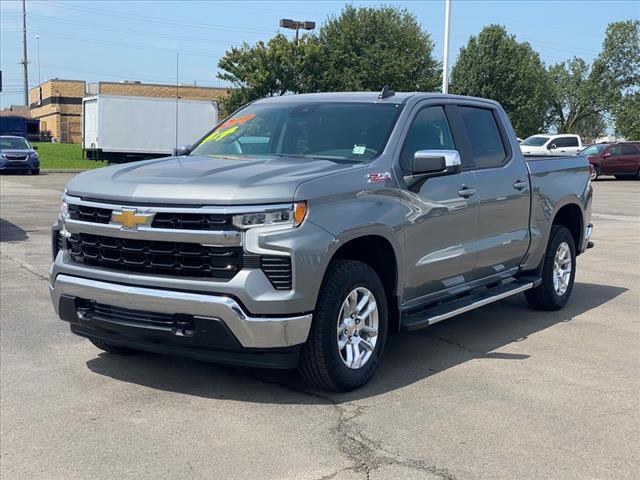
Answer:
[326,233,402,334]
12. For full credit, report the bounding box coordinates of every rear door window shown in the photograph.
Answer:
[621,145,638,155]
[458,106,507,169]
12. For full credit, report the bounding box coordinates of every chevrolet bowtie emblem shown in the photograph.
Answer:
[111,208,154,230]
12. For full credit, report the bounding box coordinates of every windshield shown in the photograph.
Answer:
[580,145,605,156]
[189,102,402,162]
[521,136,550,147]
[0,137,30,150]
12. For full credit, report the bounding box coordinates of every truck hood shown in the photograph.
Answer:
[65,155,358,205]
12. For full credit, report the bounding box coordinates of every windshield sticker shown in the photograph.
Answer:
[367,172,392,183]
[352,144,366,155]
[201,113,256,144]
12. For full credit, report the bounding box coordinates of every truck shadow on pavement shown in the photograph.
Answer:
[85,281,627,403]
[0,218,29,242]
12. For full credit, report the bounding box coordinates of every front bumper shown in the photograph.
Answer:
[0,160,38,171]
[50,274,312,368]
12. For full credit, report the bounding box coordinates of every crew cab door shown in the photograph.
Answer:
[605,144,640,174]
[549,136,581,155]
[453,105,531,279]
[398,104,480,303]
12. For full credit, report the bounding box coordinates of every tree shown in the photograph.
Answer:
[217,34,320,114]
[547,20,639,139]
[546,57,606,134]
[450,25,549,137]
[316,5,440,92]
[595,20,639,139]
[614,92,640,139]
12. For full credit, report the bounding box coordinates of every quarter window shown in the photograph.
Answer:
[459,106,507,169]
[400,106,455,172]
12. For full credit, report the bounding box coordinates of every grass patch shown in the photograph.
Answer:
[32,142,107,170]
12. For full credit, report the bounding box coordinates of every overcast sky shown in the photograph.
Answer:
[1,0,638,108]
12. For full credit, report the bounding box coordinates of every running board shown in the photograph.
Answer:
[401,279,538,331]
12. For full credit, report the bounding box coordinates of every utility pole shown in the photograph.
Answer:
[36,35,41,86]
[442,0,451,94]
[21,0,29,105]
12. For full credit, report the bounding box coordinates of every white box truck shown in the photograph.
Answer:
[83,95,219,163]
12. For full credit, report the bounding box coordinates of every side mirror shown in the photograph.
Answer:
[548,143,557,150]
[173,144,191,156]
[405,150,461,188]
[32,145,38,150]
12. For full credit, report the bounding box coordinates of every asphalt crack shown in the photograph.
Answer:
[256,375,458,480]
[0,254,49,282]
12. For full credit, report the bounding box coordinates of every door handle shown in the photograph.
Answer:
[513,180,528,190]
[457,187,476,198]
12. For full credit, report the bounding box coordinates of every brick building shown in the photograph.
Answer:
[29,79,226,143]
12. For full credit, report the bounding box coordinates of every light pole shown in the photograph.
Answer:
[442,0,451,94]
[21,0,29,105]
[36,35,41,86]
[279,19,315,43]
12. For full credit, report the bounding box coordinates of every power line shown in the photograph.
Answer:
[27,12,245,49]
[45,1,276,36]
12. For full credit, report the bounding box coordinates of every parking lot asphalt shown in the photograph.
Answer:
[1,173,638,480]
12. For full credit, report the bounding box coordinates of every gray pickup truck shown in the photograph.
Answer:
[50,91,593,391]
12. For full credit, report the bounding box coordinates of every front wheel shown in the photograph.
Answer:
[299,260,388,392]
[525,226,576,311]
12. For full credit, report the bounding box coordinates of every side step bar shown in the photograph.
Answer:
[401,279,538,331]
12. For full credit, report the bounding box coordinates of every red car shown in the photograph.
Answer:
[582,142,640,180]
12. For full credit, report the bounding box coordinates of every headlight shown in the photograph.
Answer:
[232,202,307,230]
[30,153,39,160]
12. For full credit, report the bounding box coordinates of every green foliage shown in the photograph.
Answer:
[449,25,549,137]
[217,34,320,114]
[547,20,639,138]
[546,58,605,134]
[216,5,438,113]
[613,92,640,140]
[316,5,439,92]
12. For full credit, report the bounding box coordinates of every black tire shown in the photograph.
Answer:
[90,339,138,355]
[592,165,600,180]
[299,260,388,392]
[525,225,576,311]
[31,169,40,175]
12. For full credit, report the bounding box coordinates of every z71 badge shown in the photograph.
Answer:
[367,172,392,183]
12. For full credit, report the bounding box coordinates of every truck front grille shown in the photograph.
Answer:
[151,212,232,230]
[68,233,242,279]
[68,204,112,224]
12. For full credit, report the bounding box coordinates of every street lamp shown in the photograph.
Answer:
[279,19,315,43]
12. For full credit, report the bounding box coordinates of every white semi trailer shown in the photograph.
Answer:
[83,95,219,163]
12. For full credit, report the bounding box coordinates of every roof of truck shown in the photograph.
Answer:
[254,91,500,107]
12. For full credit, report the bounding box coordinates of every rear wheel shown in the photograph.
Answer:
[525,226,576,311]
[299,260,388,392]
[90,339,138,355]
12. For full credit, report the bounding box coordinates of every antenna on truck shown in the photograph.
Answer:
[378,85,395,99]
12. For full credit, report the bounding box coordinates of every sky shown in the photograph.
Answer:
[1,0,638,108]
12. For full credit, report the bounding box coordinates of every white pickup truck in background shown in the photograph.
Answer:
[520,134,583,156]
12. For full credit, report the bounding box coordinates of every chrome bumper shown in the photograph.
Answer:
[49,274,312,348]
